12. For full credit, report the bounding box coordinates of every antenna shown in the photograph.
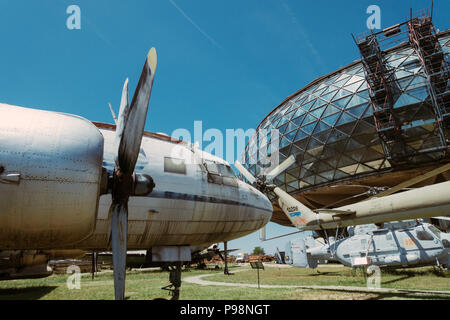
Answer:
[108,102,118,125]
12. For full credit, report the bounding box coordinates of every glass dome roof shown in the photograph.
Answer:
[242,34,450,201]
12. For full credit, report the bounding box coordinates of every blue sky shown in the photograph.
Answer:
[1,0,448,254]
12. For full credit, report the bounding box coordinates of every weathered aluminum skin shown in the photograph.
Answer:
[0,104,104,249]
[73,127,273,250]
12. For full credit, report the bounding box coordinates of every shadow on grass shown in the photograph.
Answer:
[382,274,414,285]
[310,272,340,277]
[0,286,57,300]
[366,292,450,300]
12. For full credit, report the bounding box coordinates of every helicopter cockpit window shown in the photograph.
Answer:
[416,228,434,241]
[427,225,441,238]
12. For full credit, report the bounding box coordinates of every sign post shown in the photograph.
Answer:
[250,261,264,289]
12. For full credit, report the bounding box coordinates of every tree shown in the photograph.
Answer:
[252,246,265,255]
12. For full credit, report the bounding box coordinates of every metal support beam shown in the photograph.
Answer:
[369,162,450,199]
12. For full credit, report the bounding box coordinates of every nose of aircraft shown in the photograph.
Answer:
[308,244,332,260]
[239,180,273,224]
[441,233,450,249]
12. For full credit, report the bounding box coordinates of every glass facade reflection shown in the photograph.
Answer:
[242,33,449,201]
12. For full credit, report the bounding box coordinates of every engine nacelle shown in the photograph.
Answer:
[0,104,104,249]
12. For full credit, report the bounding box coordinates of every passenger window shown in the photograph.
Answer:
[164,157,186,175]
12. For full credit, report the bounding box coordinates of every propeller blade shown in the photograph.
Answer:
[259,226,267,241]
[266,155,295,182]
[114,78,129,167]
[116,48,157,174]
[111,202,128,300]
[234,161,257,184]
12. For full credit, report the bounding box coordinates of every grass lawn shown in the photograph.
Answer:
[0,263,448,300]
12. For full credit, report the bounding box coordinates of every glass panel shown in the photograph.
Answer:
[301,100,316,111]
[322,113,340,126]
[283,121,294,133]
[345,75,365,85]
[312,98,327,109]
[336,73,350,81]
[344,80,364,92]
[315,128,331,143]
[285,129,298,141]
[321,90,338,102]
[346,95,369,109]
[357,81,368,91]
[356,164,374,174]
[333,96,352,109]
[204,160,219,174]
[394,93,421,108]
[332,89,353,101]
[313,121,331,134]
[280,136,291,148]
[302,121,318,134]
[321,86,338,96]
[332,76,351,87]
[336,112,357,127]
[311,106,326,119]
[291,115,305,126]
[407,87,429,101]
[327,129,349,143]
[293,106,307,118]
[302,113,318,125]
[347,103,369,118]
[294,129,309,142]
[406,75,428,90]
[322,105,341,117]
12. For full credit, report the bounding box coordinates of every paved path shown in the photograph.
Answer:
[183,269,450,296]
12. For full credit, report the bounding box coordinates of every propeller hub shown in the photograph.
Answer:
[134,174,155,196]
[112,169,134,203]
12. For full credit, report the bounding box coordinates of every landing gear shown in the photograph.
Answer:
[434,258,447,275]
[223,241,233,276]
[91,252,98,280]
[161,262,183,300]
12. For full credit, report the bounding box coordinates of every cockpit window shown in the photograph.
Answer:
[204,160,220,174]
[428,225,441,238]
[218,164,236,178]
[416,228,434,241]
[204,161,238,187]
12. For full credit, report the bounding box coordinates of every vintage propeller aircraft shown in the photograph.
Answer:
[0,49,273,300]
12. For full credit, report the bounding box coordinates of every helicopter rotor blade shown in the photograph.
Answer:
[234,161,257,185]
[265,155,296,182]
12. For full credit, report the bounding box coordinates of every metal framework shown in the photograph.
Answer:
[353,7,449,166]
[354,31,407,165]
[408,8,450,134]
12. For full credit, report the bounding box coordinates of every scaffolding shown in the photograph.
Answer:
[353,7,449,166]
[408,8,450,134]
[353,26,409,165]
